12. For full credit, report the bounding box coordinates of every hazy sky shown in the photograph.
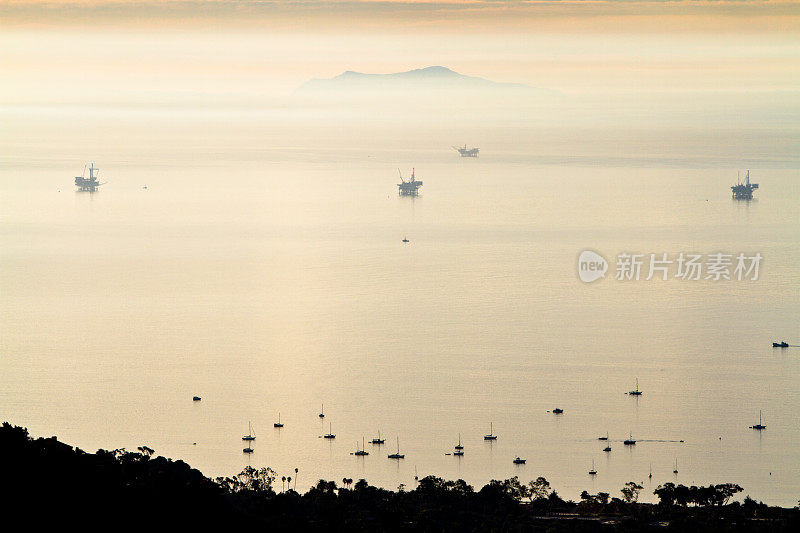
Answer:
[1,1,798,107]
[3,1,799,32]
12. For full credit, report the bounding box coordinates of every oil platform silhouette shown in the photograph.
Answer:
[453,144,479,157]
[74,163,104,191]
[731,170,758,200]
[398,168,422,196]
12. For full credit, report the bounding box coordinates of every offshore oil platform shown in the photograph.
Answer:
[731,170,758,200]
[398,168,423,196]
[453,144,479,157]
[74,163,104,191]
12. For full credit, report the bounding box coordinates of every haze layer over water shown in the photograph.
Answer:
[2,5,799,505]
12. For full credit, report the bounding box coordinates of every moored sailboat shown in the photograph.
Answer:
[388,437,405,459]
[242,422,256,441]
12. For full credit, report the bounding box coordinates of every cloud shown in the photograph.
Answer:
[2,0,798,33]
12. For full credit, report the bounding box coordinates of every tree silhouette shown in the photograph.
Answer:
[655,482,677,506]
[621,481,643,503]
[528,476,552,502]
[136,446,154,457]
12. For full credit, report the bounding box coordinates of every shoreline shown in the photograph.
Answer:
[4,421,797,531]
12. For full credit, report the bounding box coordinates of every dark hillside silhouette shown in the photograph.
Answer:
[2,423,797,531]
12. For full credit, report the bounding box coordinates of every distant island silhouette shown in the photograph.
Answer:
[3,421,796,531]
[296,66,535,95]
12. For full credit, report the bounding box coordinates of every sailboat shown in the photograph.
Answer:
[318,403,325,418]
[274,412,284,428]
[452,434,465,456]
[623,433,636,445]
[750,410,767,430]
[483,422,497,440]
[603,444,611,452]
[323,422,336,439]
[371,430,385,445]
[354,436,369,456]
[627,378,643,396]
[242,422,256,441]
[648,463,653,479]
[598,432,609,441]
[243,443,253,454]
[589,459,597,475]
[673,459,678,474]
[388,436,405,459]
[513,457,526,464]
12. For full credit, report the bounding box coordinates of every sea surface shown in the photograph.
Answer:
[1,106,799,505]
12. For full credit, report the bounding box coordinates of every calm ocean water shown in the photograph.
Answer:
[1,107,799,505]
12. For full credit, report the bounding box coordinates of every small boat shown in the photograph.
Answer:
[513,457,526,464]
[323,422,336,439]
[772,341,789,347]
[750,410,766,430]
[589,459,597,475]
[453,448,464,456]
[242,422,256,441]
[371,430,385,445]
[274,412,283,428]
[627,378,643,396]
[598,432,609,441]
[402,237,409,243]
[318,403,325,418]
[354,437,369,456]
[243,444,253,454]
[623,433,636,445]
[603,445,611,452]
[483,422,498,440]
[552,408,564,414]
[455,433,464,450]
[388,437,405,459]
[673,459,678,474]
[192,396,201,401]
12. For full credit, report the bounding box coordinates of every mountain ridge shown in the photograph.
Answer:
[296,66,532,94]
